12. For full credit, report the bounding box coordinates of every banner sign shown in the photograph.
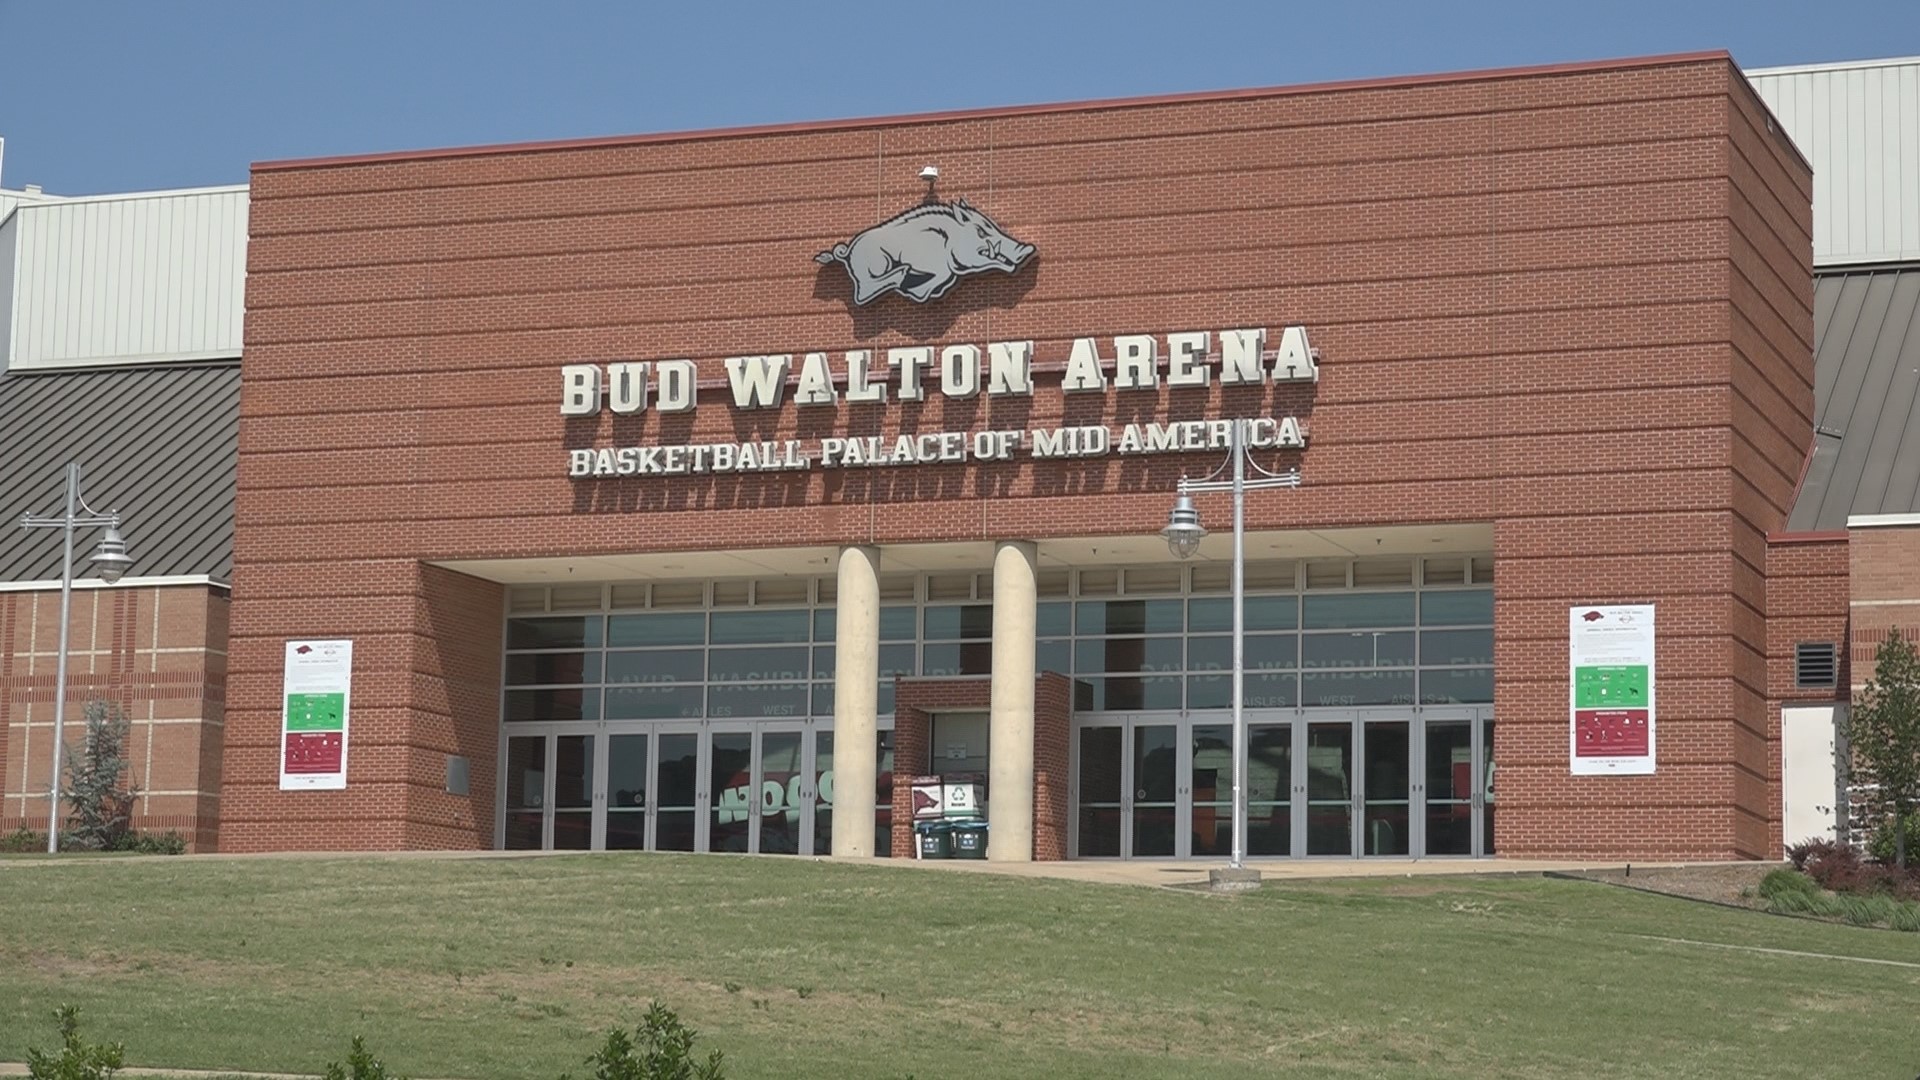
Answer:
[279,639,353,791]
[1568,605,1655,776]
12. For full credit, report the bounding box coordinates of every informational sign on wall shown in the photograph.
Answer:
[279,640,353,791]
[1569,606,1655,776]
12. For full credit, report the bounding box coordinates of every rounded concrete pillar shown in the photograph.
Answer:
[988,539,1037,861]
[830,544,880,857]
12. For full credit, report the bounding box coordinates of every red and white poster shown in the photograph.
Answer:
[279,640,353,791]
[1569,606,1655,776]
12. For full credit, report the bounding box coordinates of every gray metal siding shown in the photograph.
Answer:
[1749,58,1920,266]
[1789,268,1920,530]
[0,363,238,582]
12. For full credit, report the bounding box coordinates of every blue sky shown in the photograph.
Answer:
[2,0,1916,195]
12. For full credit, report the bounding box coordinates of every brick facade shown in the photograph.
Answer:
[230,52,1823,859]
[891,674,1073,859]
[1,584,226,850]
[1849,524,1920,673]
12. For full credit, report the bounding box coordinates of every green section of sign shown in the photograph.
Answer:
[1574,665,1648,708]
[286,692,346,731]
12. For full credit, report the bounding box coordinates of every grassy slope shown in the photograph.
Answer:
[2,855,1918,1079]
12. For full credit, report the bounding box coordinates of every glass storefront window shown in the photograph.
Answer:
[1300,669,1417,707]
[1420,590,1493,626]
[605,649,704,685]
[607,612,704,647]
[506,687,599,722]
[1301,592,1415,630]
[604,684,703,720]
[1076,598,1183,635]
[1073,636,1183,674]
[1188,595,1298,632]
[1301,631,1415,669]
[1420,668,1494,705]
[508,616,603,651]
[709,609,810,644]
[1037,602,1071,637]
[505,652,600,686]
[706,682,808,718]
[1187,633,1296,671]
[924,604,993,639]
[1420,628,1493,667]
[707,647,810,683]
[1187,671,1297,710]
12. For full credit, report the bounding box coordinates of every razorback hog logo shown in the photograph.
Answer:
[815,198,1035,305]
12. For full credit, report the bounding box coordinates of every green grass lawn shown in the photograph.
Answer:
[3,855,1918,1079]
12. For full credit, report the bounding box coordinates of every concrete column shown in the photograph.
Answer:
[988,540,1037,861]
[830,545,880,857]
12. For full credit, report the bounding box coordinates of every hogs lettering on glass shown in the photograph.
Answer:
[815,198,1035,305]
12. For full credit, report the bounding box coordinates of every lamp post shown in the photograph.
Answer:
[1161,420,1299,878]
[19,462,133,854]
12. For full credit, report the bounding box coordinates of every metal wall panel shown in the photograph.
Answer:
[4,187,247,370]
[1749,58,1920,266]
[0,215,15,371]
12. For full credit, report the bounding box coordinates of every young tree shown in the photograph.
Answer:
[1844,627,1920,868]
[62,698,135,851]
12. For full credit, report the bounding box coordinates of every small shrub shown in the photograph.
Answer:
[26,1005,124,1080]
[2,827,48,852]
[62,699,136,851]
[324,1036,406,1080]
[111,831,187,855]
[1867,810,1920,867]
[1759,868,1819,900]
[565,1002,725,1080]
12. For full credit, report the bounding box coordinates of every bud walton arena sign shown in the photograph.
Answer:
[562,327,1318,478]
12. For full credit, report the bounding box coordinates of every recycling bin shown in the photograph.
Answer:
[916,821,952,860]
[949,820,988,860]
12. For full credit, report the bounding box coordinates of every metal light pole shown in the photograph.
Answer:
[19,462,134,854]
[1162,420,1299,873]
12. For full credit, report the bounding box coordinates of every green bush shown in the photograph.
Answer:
[108,831,187,855]
[26,1005,124,1080]
[564,1002,725,1080]
[1867,810,1920,866]
[1758,868,1819,900]
[324,1036,407,1080]
[2,827,48,852]
[62,699,136,851]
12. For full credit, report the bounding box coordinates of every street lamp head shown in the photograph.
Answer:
[90,524,132,584]
[1161,492,1208,560]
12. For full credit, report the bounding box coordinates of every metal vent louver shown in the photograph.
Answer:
[1795,642,1838,689]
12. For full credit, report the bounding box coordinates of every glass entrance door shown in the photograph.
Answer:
[501,725,600,851]
[1072,709,1492,860]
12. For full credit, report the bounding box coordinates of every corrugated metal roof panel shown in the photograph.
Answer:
[0,363,237,582]
[1790,267,1920,530]
[2,187,247,372]
[1748,57,1920,266]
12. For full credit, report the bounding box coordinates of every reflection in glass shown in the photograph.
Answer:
[605,733,648,851]
[709,609,810,644]
[707,647,809,682]
[1302,592,1415,630]
[508,616,602,651]
[1132,725,1178,857]
[759,731,805,855]
[1186,634,1296,671]
[1424,721,1473,856]
[656,733,700,852]
[1419,628,1493,667]
[1077,599,1183,635]
[1300,669,1416,707]
[504,735,546,850]
[505,652,600,686]
[1188,595,1297,632]
[552,735,594,850]
[709,732,754,852]
[812,731,834,856]
[1248,724,1292,856]
[605,650,704,685]
[1190,725,1232,858]
[1077,726,1123,856]
[1420,589,1493,626]
[1419,668,1493,705]
[604,684,703,720]
[505,687,598,722]
[606,612,703,647]
[1362,722,1410,856]
[1074,636,1182,674]
[1306,723,1352,856]
[706,682,808,719]
[1301,631,1415,669]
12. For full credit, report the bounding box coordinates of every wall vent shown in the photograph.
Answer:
[1795,642,1838,690]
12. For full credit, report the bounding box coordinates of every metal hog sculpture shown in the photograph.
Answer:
[815,198,1035,305]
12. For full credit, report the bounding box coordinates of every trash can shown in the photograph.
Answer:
[916,821,952,860]
[949,820,988,860]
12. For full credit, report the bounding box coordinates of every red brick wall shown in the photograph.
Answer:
[1850,525,1920,671]
[235,53,1815,858]
[1765,534,1850,856]
[219,562,502,851]
[890,675,1071,860]
[1,584,227,850]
